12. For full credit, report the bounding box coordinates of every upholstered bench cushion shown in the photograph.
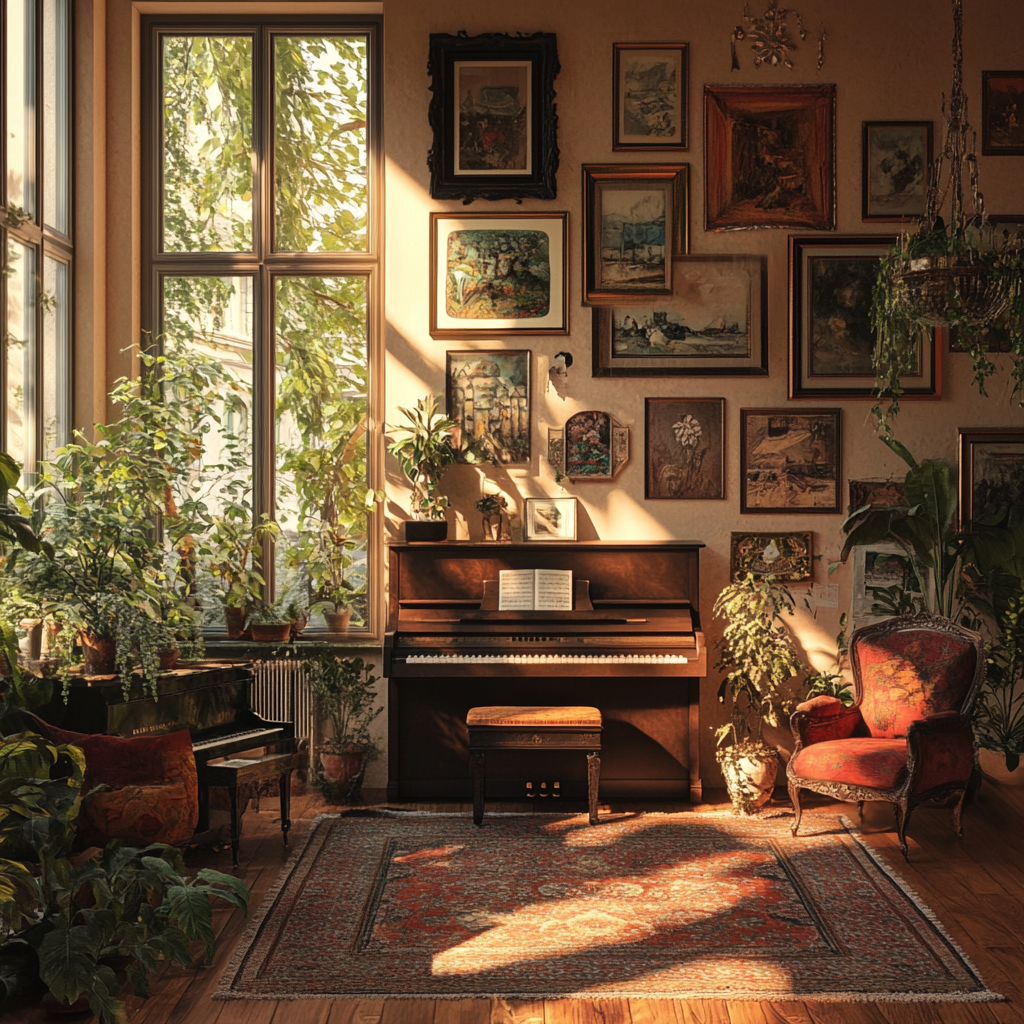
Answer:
[467,705,602,728]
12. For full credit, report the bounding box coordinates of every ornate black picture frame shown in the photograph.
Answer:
[427,32,560,202]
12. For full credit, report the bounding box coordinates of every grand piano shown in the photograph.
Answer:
[384,541,707,803]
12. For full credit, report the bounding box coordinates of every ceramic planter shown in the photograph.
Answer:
[19,619,43,659]
[80,633,117,676]
[405,520,447,543]
[979,747,1024,786]
[223,605,250,640]
[320,748,368,787]
[249,622,292,643]
[718,744,779,814]
[324,608,352,632]
[157,647,181,671]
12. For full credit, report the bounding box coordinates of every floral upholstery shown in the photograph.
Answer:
[81,780,195,846]
[789,738,908,790]
[791,695,866,746]
[854,629,979,738]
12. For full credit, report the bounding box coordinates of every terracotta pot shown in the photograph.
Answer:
[20,619,43,659]
[719,745,779,814]
[43,619,65,656]
[249,621,292,642]
[158,647,181,671]
[406,520,447,543]
[324,608,352,632]
[223,605,250,640]
[320,748,367,786]
[979,747,1024,786]
[80,633,117,676]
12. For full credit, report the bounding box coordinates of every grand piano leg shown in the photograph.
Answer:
[471,750,486,826]
[587,752,601,825]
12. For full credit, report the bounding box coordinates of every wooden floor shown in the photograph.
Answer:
[7,782,1024,1024]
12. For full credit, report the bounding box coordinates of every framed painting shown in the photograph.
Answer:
[730,532,812,582]
[789,236,940,400]
[848,478,907,514]
[981,71,1024,156]
[958,428,1024,527]
[446,350,530,465]
[592,254,768,377]
[430,213,568,338]
[704,84,836,231]
[524,497,577,541]
[645,398,724,499]
[862,121,933,221]
[979,214,1024,252]
[427,32,560,201]
[547,411,629,482]
[582,164,688,304]
[851,542,925,630]
[612,43,688,151]
[740,408,842,514]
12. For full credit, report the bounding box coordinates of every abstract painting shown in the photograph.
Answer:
[547,411,629,482]
[862,122,932,221]
[789,237,939,399]
[430,213,567,337]
[958,428,1024,527]
[593,255,768,377]
[982,71,1024,155]
[645,398,724,499]
[740,408,841,514]
[730,532,813,582]
[704,84,835,231]
[454,62,531,174]
[446,350,530,465]
[613,43,688,150]
[848,478,907,513]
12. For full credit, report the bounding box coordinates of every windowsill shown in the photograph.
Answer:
[204,635,384,659]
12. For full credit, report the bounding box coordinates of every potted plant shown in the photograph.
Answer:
[305,654,382,800]
[387,396,458,542]
[246,598,293,643]
[476,494,511,542]
[713,573,806,814]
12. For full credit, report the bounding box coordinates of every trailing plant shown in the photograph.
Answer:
[386,396,458,521]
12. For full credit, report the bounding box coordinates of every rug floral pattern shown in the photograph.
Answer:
[217,812,998,1001]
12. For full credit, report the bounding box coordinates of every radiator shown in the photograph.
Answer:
[250,659,316,747]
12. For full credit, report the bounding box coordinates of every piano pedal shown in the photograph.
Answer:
[526,782,536,798]
[540,782,548,797]
[553,781,560,797]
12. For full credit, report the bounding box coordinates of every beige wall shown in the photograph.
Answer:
[92,0,1024,791]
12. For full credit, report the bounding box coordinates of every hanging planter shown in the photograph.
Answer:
[893,254,1011,328]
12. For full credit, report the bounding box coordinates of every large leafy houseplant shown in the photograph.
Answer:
[973,588,1024,775]
[386,396,458,522]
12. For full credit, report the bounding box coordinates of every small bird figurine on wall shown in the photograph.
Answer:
[550,351,573,378]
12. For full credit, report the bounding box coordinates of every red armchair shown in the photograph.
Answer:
[787,614,984,858]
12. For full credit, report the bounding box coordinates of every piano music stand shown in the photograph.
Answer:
[466,705,602,826]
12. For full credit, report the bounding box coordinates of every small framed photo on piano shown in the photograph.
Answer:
[524,497,577,541]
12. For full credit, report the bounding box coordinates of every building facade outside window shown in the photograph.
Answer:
[2,0,73,482]
[142,16,383,635]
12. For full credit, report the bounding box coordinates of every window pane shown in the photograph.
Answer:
[43,0,71,235]
[274,36,368,253]
[161,36,254,252]
[5,242,37,475]
[162,276,255,626]
[5,0,37,217]
[275,277,370,628]
[42,257,70,460]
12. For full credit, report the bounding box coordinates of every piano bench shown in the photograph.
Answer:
[466,706,602,826]
[203,751,296,866]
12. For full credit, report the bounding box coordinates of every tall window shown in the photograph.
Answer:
[2,0,73,480]
[143,18,382,634]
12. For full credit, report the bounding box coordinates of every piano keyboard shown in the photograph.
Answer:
[192,726,285,752]
[405,653,688,665]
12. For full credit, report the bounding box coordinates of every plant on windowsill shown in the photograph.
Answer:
[713,573,807,815]
[245,598,293,644]
[305,653,382,801]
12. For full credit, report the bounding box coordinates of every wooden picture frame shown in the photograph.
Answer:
[612,43,688,151]
[848,478,907,514]
[730,531,813,582]
[981,71,1024,156]
[789,236,940,399]
[862,121,933,221]
[592,254,768,377]
[644,398,724,499]
[740,408,842,514]
[524,497,577,541]
[445,350,530,465]
[430,212,568,338]
[547,411,629,482]
[958,428,1024,528]
[704,84,836,231]
[427,32,560,201]
[582,164,688,305]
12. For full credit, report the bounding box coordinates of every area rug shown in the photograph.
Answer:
[216,811,1002,1002]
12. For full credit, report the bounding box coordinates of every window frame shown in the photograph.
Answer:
[140,15,384,638]
[2,0,75,481]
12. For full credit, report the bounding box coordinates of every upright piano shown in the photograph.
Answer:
[384,541,707,803]
[37,662,296,830]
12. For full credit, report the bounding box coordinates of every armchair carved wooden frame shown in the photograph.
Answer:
[787,614,985,859]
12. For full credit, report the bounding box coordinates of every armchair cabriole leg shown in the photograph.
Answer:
[471,750,486,826]
[895,799,912,860]
[857,800,865,823]
[586,752,601,825]
[788,782,803,836]
[952,787,967,836]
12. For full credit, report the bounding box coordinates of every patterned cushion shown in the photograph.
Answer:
[81,780,195,846]
[854,627,978,738]
[790,738,908,790]
[467,705,602,728]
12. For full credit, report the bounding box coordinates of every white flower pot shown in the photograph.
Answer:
[979,747,1024,786]
[719,746,779,813]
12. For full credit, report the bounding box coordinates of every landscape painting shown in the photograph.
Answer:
[730,532,812,582]
[645,398,724,500]
[614,43,688,149]
[862,122,932,220]
[959,429,1024,525]
[982,72,1024,155]
[454,61,531,174]
[851,542,925,628]
[430,213,567,337]
[597,186,670,293]
[740,408,841,513]
[446,350,530,464]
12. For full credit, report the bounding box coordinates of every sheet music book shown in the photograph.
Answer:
[498,569,573,611]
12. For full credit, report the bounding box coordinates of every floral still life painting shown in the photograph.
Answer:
[446,350,530,464]
[548,411,629,482]
[645,398,724,499]
[862,121,932,220]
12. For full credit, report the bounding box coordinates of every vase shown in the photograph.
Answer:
[80,633,117,676]
[718,745,779,814]
[223,605,249,640]
[324,608,351,632]
[405,520,447,543]
[158,647,181,671]
[979,747,1024,786]
[249,622,292,643]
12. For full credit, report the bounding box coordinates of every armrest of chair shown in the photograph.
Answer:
[790,695,865,751]
[906,711,975,794]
